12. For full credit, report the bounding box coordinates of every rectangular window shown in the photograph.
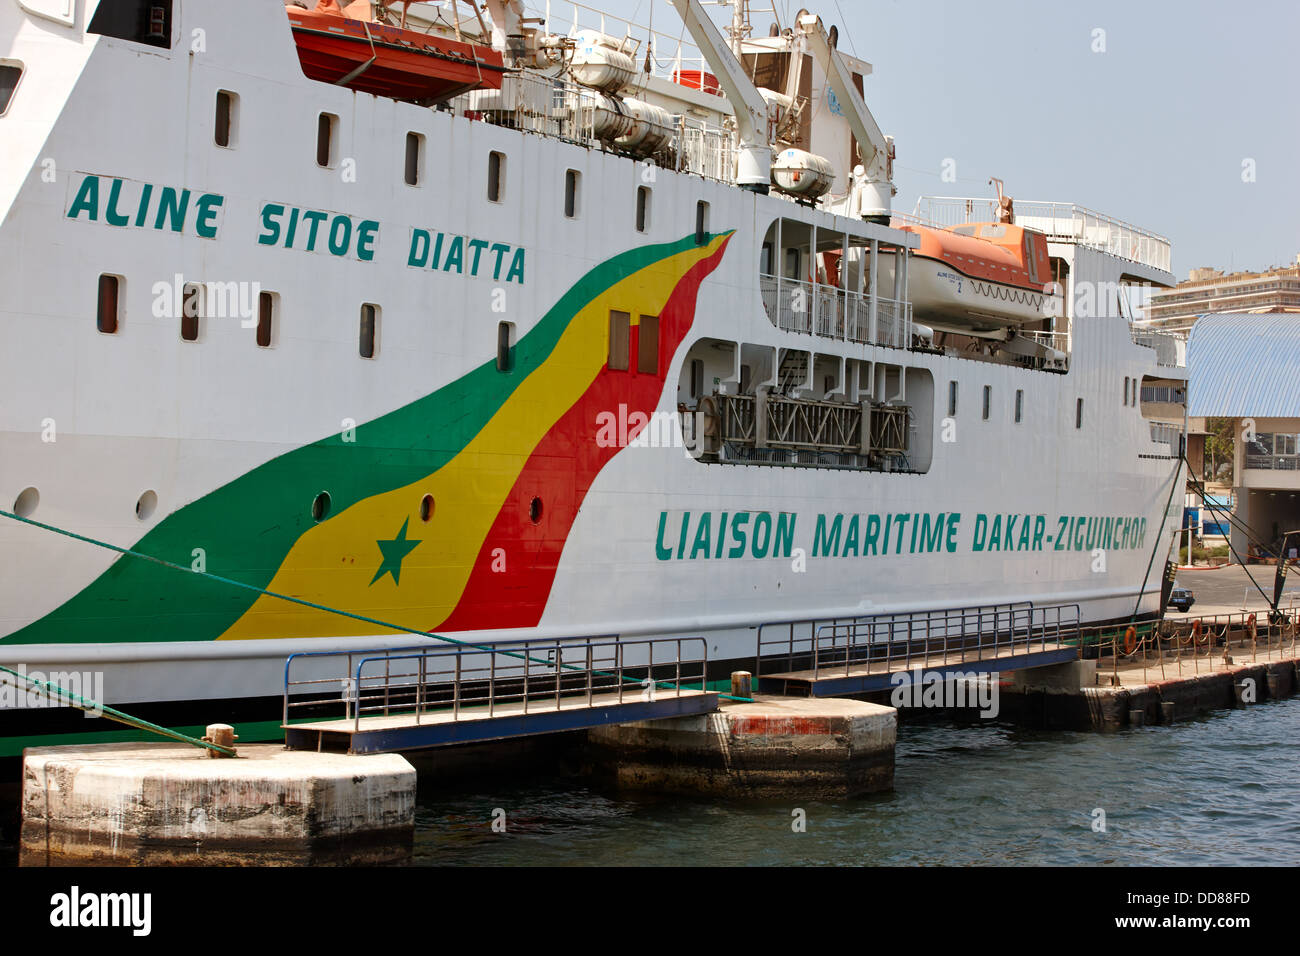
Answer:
[695,201,709,245]
[1,63,24,116]
[564,169,579,219]
[1076,397,1084,429]
[404,132,423,186]
[1014,389,1023,424]
[496,321,515,372]
[636,186,650,233]
[784,248,799,279]
[317,112,337,168]
[214,90,236,148]
[96,274,120,334]
[690,359,705,400]
[1123,376,1129,406]
[760,242,774,275]
[608,310,630,371]
[359,303,379,359]
[637,315,659,374]
[982,385,991,421]
[256,291,276,348]
[947,381,958,417]
[487,150,505,202]
[181,283,202,342]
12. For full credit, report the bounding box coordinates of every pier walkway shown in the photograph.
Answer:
[756,603,1081,696]
[282,635,717,754]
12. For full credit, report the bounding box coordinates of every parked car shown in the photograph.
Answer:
[1169,585,1195,612]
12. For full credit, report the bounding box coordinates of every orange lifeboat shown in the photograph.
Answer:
[893,221,1062,333]
[286,1,506,104]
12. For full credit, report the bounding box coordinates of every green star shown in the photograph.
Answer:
[369,518,421,587]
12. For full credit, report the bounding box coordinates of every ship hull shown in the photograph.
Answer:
[0,0,1185,739]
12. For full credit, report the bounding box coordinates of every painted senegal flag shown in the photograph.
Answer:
[4,231,733,644]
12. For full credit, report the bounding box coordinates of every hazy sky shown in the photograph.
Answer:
[538,0,1300,277]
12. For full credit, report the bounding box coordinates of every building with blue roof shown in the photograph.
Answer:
[1188,313,1300,561]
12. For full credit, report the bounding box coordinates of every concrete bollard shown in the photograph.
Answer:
[730,671,753,699]
[1129,709,1145,727]
[1160,701,1176,724]
[202,723,238,757]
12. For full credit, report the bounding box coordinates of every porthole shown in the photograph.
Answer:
[312,491,331,522]
[529,496,543,524]
[420,494,435,523]
[13,486,38,518]
[135,490,158,521]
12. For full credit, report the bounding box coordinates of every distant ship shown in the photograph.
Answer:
[0,0,1187,747]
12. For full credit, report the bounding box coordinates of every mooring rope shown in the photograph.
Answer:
[0,508,751,703]
[0,664,235,756]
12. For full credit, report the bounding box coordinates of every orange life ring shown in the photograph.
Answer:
[1247,613,1257,640]
[1191,619,1205,644]
[1123,626,1137,655]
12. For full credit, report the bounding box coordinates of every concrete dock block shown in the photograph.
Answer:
[21,743,415,866]
[586,695,896,799]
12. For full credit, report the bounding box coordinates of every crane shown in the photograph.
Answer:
[797,12,895,222]
[668,0,773,192]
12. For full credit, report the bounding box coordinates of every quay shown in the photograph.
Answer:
[15,577,1300,865]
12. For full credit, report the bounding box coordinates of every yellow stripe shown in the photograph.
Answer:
[218,237,725,640]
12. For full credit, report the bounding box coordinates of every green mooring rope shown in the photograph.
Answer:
[0,508,751,714]
[0,664,236,756]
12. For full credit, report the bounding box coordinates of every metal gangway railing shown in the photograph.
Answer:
[283,635,709,734]
[755,601,1081,683]
[1084,609,1299,685]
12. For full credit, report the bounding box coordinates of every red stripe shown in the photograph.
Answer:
[436,238,731,630]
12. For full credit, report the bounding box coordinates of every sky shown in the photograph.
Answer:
[534,0,1300,278]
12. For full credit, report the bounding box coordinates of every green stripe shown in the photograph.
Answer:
[5,233,716,646]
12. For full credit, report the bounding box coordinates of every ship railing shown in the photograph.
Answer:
[455,71,739,185]
[754,602,1082,681]
[759,274,912,348]
[1083,610,1298,687]
[543,0,711,85]
[912,197,1172,273]
[1149,422,1182,451]
[1017,328,1070,354]
[1129,324,1186,367]
[283,635,708,731]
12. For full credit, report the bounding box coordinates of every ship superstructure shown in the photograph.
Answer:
[0,0,1186,741]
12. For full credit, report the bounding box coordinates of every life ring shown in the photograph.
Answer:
[1123,626,1137,655]
[1247,613,1257,641]
[1190,619,1205,644]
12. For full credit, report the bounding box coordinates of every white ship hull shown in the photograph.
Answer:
[0,1,1185,735]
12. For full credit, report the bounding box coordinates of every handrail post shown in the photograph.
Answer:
[453,652,461,720]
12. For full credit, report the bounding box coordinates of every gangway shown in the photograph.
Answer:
[282,635,716,754]
[756,602,1080,697]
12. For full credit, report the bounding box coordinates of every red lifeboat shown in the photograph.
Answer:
[286,1,506,103]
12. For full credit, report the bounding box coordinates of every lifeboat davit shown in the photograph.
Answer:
[286,1,506,104]
[894,221,1062,333]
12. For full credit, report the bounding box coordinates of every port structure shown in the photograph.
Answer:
[282,635,716,754]
[755,602,1081,696]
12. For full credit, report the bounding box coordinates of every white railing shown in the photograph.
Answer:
[1130,324,1185,368]
[455,71,738,184]
[911,197,1171,273]
[1149,422,1182,456]
[759,275,912,349]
